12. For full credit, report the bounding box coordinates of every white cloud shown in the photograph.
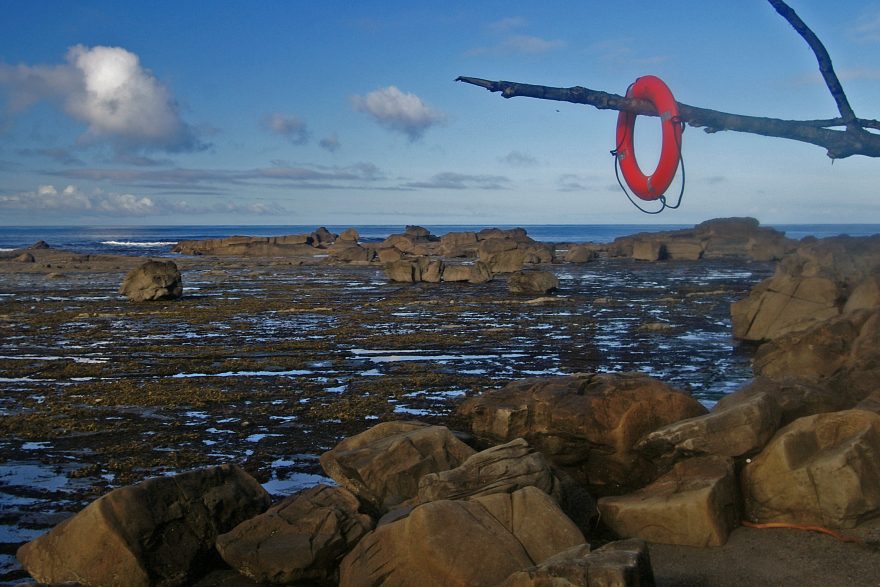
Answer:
[500,35,564,55]
[262,113,309,144]
[0,184,159,215]
[351,86,446,141]
[0,184,283,217]
[0,45,201,152]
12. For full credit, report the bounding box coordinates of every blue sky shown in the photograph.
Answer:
[0,1,879,226]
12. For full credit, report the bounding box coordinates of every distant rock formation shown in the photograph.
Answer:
[172,227,339,256]
[609,217,796,262]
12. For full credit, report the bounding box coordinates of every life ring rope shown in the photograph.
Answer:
[611,75,685,214]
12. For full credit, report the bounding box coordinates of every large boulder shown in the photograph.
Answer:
[751,308,880,406]
[498,539,655,587]
[216,484,373,585]
[732,235,880,342]
[442,262,492,284]
[418,438,598,533]
[714,376,855,426]
[562,245,600,263]
[440,231,479,257]
[17,464,270,587]
[338,486,585,587]
[319,421,476,515]
[742,409,880,529]
[636,392,781,466]
[598,456,739,547]
[120,260,183,301]
[328,243,375,263]
[508,271,559,295]
[479,238,553,273]
[457,374,707,495]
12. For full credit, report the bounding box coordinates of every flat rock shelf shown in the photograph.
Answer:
[0,256,771,582]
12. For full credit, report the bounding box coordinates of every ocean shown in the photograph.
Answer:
[0,223,878,256]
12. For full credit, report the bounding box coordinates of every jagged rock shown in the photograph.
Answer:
[418,438,560,502]
[562,245,599,263]
[16,464,270,587]
[310,227,337,248]
[405,225,431,238]
[598,456,739,547]
[508,271,559,295]
[636,392,781,465]
[498,539,655,587]
[14,252,35,263]
[418,438,598,533]
[457,374,707,496]
[742,409,880,529]
[714,377,852,426]
[856,390,880,414]
[119,260,183,302]
[732,235,880,341]
[216,484,373,585]
[338,486,585,587]
[319,421,475,515]
[29,240,51,249]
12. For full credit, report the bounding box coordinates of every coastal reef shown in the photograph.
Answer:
[3,220,880,585]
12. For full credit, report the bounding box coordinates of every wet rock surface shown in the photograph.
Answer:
[0,254,772,583]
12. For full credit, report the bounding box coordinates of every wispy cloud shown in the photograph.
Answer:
[0,45,204,153]
[468,17,563,57]
[488,16,527,33]
[51,161,387,191]
[0,184,283,216]
[590,40,669,67]
[319,133,341,153]
[403,172,509,190]
[262,113,310,145]
[500,150,538,167]
[850,8,880,43]
[17,147,84,166]
[351,86,446,141]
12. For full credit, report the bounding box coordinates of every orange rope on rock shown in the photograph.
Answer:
[741,520,863,544]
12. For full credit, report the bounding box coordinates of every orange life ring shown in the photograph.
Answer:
[615,75,683,201]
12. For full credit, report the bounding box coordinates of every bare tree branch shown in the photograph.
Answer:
[456,1,880,159]
[767,0,857,127]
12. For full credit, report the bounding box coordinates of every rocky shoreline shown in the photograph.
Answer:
[2,218,880,585]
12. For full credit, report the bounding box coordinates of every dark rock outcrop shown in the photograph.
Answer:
[338,486,585,587]
[216,484,373,585]
[120,260,183,302]
[732,235,880,341]
[17,464,270,587]
[508,270,559,295]
[319,420,476,515]
[457,374,707,496]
